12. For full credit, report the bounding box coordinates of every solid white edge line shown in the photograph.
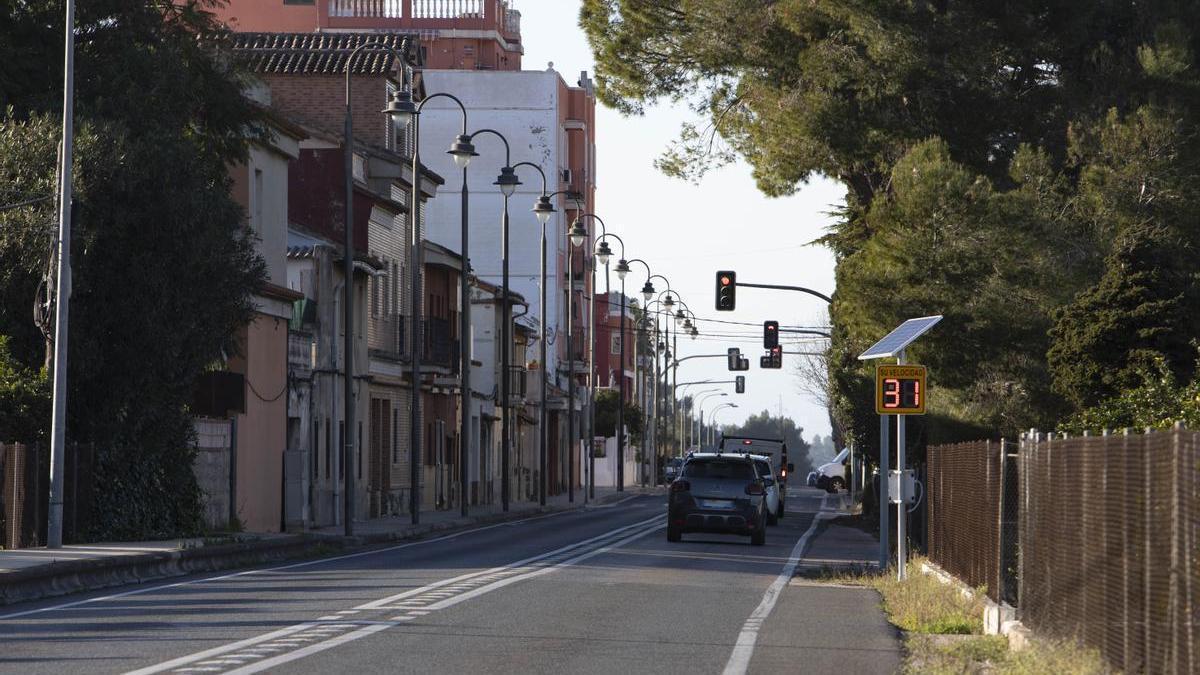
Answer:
[0,503,592,622]
[721,495,832,675]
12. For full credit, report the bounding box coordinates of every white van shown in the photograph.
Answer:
[813,447,849,493]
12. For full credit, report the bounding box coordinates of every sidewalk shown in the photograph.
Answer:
[0,485,660,606]
[753,490,902,675]
[796,491,881,574]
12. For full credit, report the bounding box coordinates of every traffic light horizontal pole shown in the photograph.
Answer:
[735,282,833,305]
[779,328,831,338]
[674,379,737,392]
[783,351,826,356]
[670,353,730,368]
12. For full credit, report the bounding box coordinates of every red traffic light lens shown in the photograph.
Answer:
[720,276,731,286]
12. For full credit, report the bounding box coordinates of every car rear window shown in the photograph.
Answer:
[753,460,772,479]
[682,460,754,480]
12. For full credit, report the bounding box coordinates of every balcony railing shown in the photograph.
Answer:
[327,0,498,20]
[423,317,460,373]
[330,0,404,18]
[506,365,528,400]
[370,314,407,361]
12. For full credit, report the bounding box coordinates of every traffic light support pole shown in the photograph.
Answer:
[732,281,833,305]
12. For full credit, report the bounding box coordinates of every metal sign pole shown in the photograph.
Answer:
[896,349,907,580]
[879,412,889,570]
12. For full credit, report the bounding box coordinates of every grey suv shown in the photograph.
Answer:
[666,453,768,546]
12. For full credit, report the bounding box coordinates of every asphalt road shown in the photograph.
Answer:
[0,487,900,675]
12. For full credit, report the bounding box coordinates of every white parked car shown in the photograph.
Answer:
[749,454,783,524]
[815,447,849,493]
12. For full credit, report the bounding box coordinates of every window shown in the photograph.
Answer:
[681,460,754,481]
[392,407,400,464]
[252,168,264,231]
[610,334,621,356]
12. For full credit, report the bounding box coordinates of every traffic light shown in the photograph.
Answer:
[735,375,745,394]
[727,347,741,371]
[715,271,736,311]
[764,321,779,349]
[760,346,783,369]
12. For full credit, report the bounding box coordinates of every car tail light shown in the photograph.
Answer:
[745,481,765,496]
[780,468,787,478]
[670,480,690,493]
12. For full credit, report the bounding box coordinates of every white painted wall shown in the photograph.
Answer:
[419,68,567,381]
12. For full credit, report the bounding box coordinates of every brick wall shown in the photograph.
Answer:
[263,73,390,147]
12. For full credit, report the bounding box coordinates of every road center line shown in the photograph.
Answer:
[124,516,662,675]
[721,495,832,675]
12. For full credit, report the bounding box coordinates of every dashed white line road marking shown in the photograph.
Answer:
[126,516,661,675]
[722,496,834,675]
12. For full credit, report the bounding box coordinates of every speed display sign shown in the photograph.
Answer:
[875,365,927,415]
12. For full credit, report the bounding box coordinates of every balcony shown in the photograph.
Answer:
[505,365,528,401]
[369,314,408,362]
[326,1,511,28]
[423,317,460,373]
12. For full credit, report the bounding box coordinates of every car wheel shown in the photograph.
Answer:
[667,525,682,542]
[827,477,845,493]
[750,527,765,546]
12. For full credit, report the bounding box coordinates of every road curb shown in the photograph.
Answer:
[0,490,661,607]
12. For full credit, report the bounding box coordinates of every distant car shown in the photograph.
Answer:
[664,457,684,483]
[749,455,784,524]
[667,452,768,546]
[815,447,850,493]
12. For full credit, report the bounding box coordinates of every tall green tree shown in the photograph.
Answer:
[584,1,1200,442]
[0,0,266,539]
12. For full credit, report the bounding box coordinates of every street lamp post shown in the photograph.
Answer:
[595,233,628,491]
[625,261,667,486]
[510,164,560,507]
[710,403,737,445]
[696,391,727,450]
[341,43,439,535]
[574,214,608,499]
[386,66,478,525]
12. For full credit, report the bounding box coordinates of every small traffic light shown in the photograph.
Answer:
[738,356,750,371]
[764,321,779,349]
[727,347,741,371]
[715,271,736,311]
[761,346,783,369]
[735,376,745,394]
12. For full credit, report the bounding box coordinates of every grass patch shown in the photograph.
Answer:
[804,556,1110,673]
[906,634,1110,674]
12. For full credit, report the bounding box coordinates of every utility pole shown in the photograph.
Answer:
[47,0,76,549]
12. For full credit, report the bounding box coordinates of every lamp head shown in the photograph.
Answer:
[447,134,478,169]
[675,309,686,326]
[533,195,555,224]
[640,281,655,304]
[615,259,630,280]
[569,219,587,248]
[595,240,613,266]
[494,166,521,197]
[663,293,675,309]
[383,88,417,130]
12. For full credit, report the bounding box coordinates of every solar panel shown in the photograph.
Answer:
[857,315,943,360]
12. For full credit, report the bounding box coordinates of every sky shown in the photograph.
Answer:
[518,1,845,446]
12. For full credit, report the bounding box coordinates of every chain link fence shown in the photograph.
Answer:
[928,427,1197,674]
[1021,427,1197,674]
[927,439,1018,604]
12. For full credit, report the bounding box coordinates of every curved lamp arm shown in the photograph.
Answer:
[467,128,513,165]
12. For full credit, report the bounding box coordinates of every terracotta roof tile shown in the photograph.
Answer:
[229,32,417,75]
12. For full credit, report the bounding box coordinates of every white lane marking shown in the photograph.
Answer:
[0,508,588,622]
[126,516,661,675]
[354,515,658,610]
[219,523,663,675]
[722,496,833,675]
